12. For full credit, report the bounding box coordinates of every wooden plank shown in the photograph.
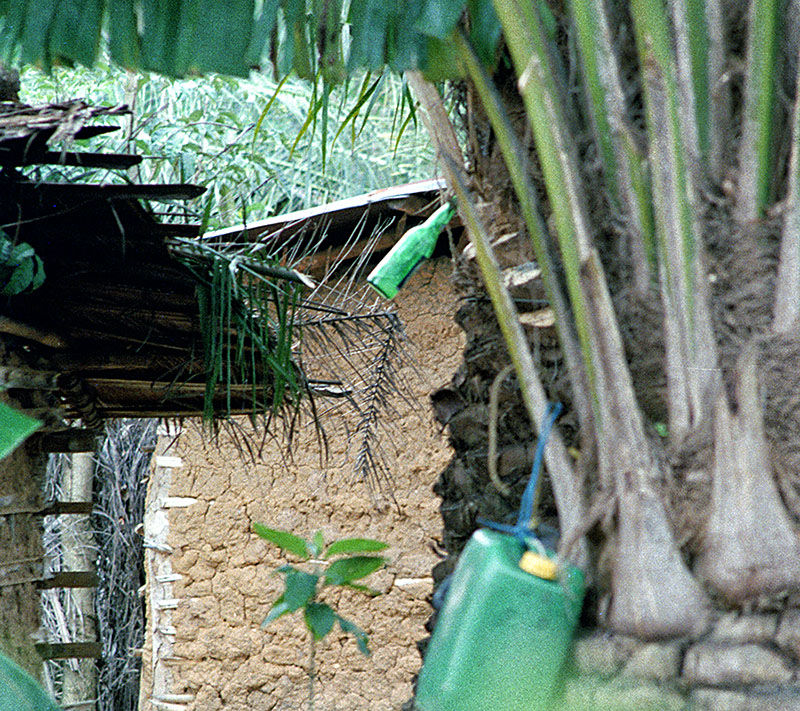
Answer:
[153,223,201,238]
[32,429,98,453]
[37,572,98,589]
[35,642,102,660]
[72,125,120,140]
[0,315,67,348]
[155,456,183,469]
[34,182,206,201]
[44,501,94,515]
[155,598,180,610]
[204,178,447,243]
[0,501,93,516]
[36,150,142,169]
[163,497,195,508]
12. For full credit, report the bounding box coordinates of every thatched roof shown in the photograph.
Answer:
[0,101,452,433]
[1,101,209,427]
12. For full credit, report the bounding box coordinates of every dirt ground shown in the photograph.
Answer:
[139,259,464,711]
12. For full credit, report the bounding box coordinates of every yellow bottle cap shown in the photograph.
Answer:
[519,551,558,580]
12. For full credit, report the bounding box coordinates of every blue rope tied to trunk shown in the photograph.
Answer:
[477,401,564,546]
[432,401,565,610]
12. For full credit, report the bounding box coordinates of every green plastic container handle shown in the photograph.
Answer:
[367,199,456,299]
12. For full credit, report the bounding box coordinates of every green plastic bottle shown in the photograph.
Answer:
[416,528,584,711]
[367,200,456,299]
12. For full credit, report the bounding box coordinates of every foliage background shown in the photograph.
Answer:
[19,61,436,228]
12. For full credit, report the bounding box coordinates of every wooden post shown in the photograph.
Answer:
[60,452,97,709]
[139,435,186,711]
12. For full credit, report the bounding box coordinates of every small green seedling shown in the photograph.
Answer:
[252,523,389,709]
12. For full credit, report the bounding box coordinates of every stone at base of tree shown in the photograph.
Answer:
[711,613,778,644]
[558,676,686,711]
[572,632,641,677]
[682,642,794,686]
[691,687,800,711]
[620,640,684,682]
[777,609,800,658]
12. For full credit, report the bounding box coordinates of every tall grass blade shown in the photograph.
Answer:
[252,73,291,147]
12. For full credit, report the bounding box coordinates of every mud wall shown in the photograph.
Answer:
[0,441,46,679]
[138,259,463,711]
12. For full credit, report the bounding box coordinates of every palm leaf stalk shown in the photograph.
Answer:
[670,0,729,185]
[689,0,800,598]
[176,239,305,424]
[495,0,711,637]
[568,0,656,294]
[453,29,596,465]
[695,345,800,603]
[630,0,721,444]
[492,0,596,384]
[737,0,780,222]
[408,67,588,567]
[670,0,708,171]
[447,162,588,568]
[774,54,800,333]
[702,0,729,183]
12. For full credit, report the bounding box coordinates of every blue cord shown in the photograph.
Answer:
[434,403,564,610]
[478,401,563,546]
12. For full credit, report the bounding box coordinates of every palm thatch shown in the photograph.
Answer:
[1,100,456,492]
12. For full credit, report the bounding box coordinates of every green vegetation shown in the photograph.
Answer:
[19,62,434,229]
[0,228,45,296]
[253,523,388,709]
[12,58,435,431]
[6,0,800,658]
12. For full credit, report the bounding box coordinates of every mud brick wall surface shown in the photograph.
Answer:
[0,443,46,680]
[139,259,464,711]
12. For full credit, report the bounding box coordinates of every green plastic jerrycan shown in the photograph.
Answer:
[0,651,61,711]
[416,528,584,711]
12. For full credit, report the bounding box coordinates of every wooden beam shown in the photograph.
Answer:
[35,642,102,660]
[153,222,201,238]
[204,178,446,243]
[0,316,67,348]
[32,182,205,201]
[72,125,120,140]
[31,429,99,453]
[0,501,93,516]
[36,572,98,589]
[45,502,94,515]
[36,150,142,169]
